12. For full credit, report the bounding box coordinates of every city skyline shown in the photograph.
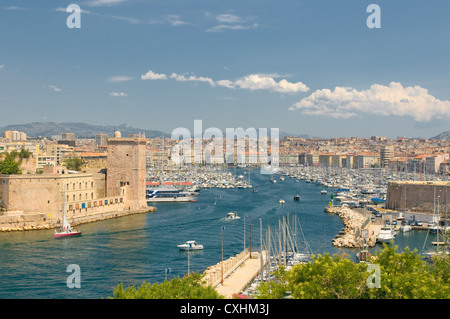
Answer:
[1,1,450,139]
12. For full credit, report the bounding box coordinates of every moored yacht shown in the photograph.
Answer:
[377,225,395,243]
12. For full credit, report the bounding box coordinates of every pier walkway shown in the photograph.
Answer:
[203,249,267,298]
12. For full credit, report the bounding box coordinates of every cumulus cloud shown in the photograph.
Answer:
[0,64,4,69]
[231,74,309,93]
[110,91,128,97]
[141,70,168,80]
[140,69,308,93]
[169,73,216,87]
[289,82,450,121]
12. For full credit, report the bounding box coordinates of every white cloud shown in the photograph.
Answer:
[110,91,128,97]
[167,15,190,26]
[205,12,258,32]
[141,69,309,93]
[0,64,4,70]
[206,23,258,32]
[4,6,28,10]
[108,76,133,83]
[169,73,216,87]
[141,70,167,80]
[215,14,244,24]
[232,74,309,93]
[54,7,92,14]
[48,85,62,92]
[216,79,235,89]
[289,82,450,121]
[84,0,127,7]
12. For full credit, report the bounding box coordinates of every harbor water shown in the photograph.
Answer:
[0,168,438,299]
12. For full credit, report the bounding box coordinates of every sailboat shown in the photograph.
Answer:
[54,186,81,238]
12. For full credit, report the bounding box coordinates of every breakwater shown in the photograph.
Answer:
[325,206,381,248]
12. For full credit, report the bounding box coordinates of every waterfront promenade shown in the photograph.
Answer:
[203,249,267,298]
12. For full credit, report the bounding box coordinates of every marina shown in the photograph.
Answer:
[0,166,447,298]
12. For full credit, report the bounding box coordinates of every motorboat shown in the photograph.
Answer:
[279,199,285,204]
[177,241,204,251]
[400,221,412,232]
[428,222,440,234]
[321,190,327,195]
[377,225,395,243]
[293,194,300,201]
[225,211,241,220]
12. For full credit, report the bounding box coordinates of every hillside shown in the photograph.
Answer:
[430,131,450,141]
[0,122,165,139]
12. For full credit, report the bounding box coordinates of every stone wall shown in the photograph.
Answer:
[386,181,450,214]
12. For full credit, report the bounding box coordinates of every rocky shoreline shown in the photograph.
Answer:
[325,206,379,248]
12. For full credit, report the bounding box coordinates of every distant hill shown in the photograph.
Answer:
[430,131,450,141]
[0,121,315,140]
[0,122,166,139]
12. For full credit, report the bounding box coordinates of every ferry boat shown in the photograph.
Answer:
[146,185,199,202]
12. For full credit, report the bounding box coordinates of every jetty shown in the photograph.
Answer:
[203,249,267,298]
[325,206,381,248]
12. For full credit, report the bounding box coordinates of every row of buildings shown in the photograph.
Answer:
[1,132,449,176]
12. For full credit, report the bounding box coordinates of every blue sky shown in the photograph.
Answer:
[0,0,449,138]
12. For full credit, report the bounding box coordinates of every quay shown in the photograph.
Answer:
[0,206,157,232]
[203,249,267,298]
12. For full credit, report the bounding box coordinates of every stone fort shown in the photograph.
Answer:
[0,131,151,230]
[385,181,450,216]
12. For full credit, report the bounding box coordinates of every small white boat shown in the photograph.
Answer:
[321,190,327,195]
[279,199,285,204]
[177,241,204,251]
[400,221,412,232]
[428,222,440,234]
[225,211,241,220]
[377,225,395,243]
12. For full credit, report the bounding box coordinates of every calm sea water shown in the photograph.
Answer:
[0,169,436,299]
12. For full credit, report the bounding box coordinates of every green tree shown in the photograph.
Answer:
[258,253,369,299]
[110,273,223,299]
[63,158,84,171]
[0,152,22,174]
[257,244,450,299]
[18,148,31,159]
